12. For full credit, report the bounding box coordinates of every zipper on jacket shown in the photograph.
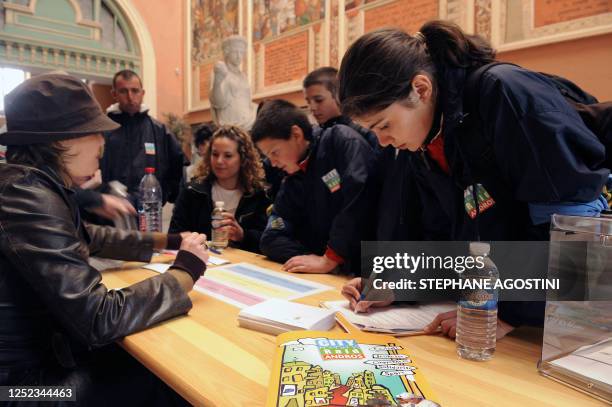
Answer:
[418,148,431,171]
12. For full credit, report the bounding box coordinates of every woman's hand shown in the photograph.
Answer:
[179,232,209,264]
[90,194,136,220]
[424,310,458,337]
[341,278,393,313]
[217,212,244,242]
[80,169,102,189]
[168,232,209,292]
[424,309,515,339]
[282,254,338,274]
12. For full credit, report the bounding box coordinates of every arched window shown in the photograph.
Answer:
[0,0,141,82]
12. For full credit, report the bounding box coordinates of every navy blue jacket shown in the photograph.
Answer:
[168,178,270,253]
[101,107,187,205]
[260,124,378,274]
[321,115,380,150]
[379,64,609,326]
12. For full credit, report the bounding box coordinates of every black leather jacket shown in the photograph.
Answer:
[0,164,192,373]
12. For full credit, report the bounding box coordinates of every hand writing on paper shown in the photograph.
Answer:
[282,254,337,274]
[341,277,393,313]
[179,232,209,264]
[423,310,515,339]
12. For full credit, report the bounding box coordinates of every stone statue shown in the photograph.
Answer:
[209,35,255,130]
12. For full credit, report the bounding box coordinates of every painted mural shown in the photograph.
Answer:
[191,0,239,65]
[253,0,325,42]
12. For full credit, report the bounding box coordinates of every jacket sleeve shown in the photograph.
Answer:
[326,131,376,260]
[259,211,310,262]
[0,177,192,348]
[168,183,198,233]
[73,187,104,209]
[480,65,609,203]
[164,126,188,204]
[85,224,155,262]
[235,192,272,253]
[259,181,310,262]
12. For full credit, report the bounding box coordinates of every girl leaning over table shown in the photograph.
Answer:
[337,20,609,340]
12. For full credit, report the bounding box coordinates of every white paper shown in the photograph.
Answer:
[143,255,229,274]
[323,300,455,332]
[239,299,336,330]
[143,263,171,273]
[207,255,230,265]
[550,338,612,386]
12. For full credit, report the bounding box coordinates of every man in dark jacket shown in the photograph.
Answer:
[100,70,187,205]
[252,100,378,274]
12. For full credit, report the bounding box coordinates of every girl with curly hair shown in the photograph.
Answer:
[169,126,271,253]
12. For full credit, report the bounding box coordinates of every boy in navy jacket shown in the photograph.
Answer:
[252,100,378,274]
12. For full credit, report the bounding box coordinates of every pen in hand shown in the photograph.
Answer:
[354,278,373,314]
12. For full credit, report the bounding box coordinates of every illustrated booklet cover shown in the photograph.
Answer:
[266,330,440,407]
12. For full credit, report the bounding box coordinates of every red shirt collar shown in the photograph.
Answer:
[298,156,309,172]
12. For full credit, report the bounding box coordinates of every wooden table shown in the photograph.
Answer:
[102,248,605,407]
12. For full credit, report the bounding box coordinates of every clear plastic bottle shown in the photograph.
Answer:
[138,167,163,232]
[211,201,228,250]
[456,242,499,361]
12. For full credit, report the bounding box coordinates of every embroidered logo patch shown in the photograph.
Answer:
[144,142,156,155]
[321,169,341,193]
[464,184,495,219]
[269,215,286,230]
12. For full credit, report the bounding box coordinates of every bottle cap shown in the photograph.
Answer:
[214,201,225,208]
[469,242,490,256]
[145,167,155,174]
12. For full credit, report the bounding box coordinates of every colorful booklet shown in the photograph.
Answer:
[266,330,439,407]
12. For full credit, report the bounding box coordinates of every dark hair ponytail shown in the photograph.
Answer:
[338,20,496,117]
[419,20,496,73]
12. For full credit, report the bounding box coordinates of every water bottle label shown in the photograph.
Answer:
[459,289,498,310]
[138,212,147,232]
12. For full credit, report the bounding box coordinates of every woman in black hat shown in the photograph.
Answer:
[0,73,206,405]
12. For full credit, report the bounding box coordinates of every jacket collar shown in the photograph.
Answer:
[320,115,351,129]
[435,66,469,139]
[106,103,150,117]
[187,177,213,195]
[39,165,76,195]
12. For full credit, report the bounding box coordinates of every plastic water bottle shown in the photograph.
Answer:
[211,201,228,250]
[456,242,499,361]
[138,167,163,232]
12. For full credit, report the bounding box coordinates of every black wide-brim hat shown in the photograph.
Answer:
[0,73,120,145]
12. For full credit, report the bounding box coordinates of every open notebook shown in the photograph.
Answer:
[322,300,455,336]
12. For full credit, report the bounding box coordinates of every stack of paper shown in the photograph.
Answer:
[322,300,455,335]
[550,338,612,387]
[142,255,230,274]
[238,299,336,335]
